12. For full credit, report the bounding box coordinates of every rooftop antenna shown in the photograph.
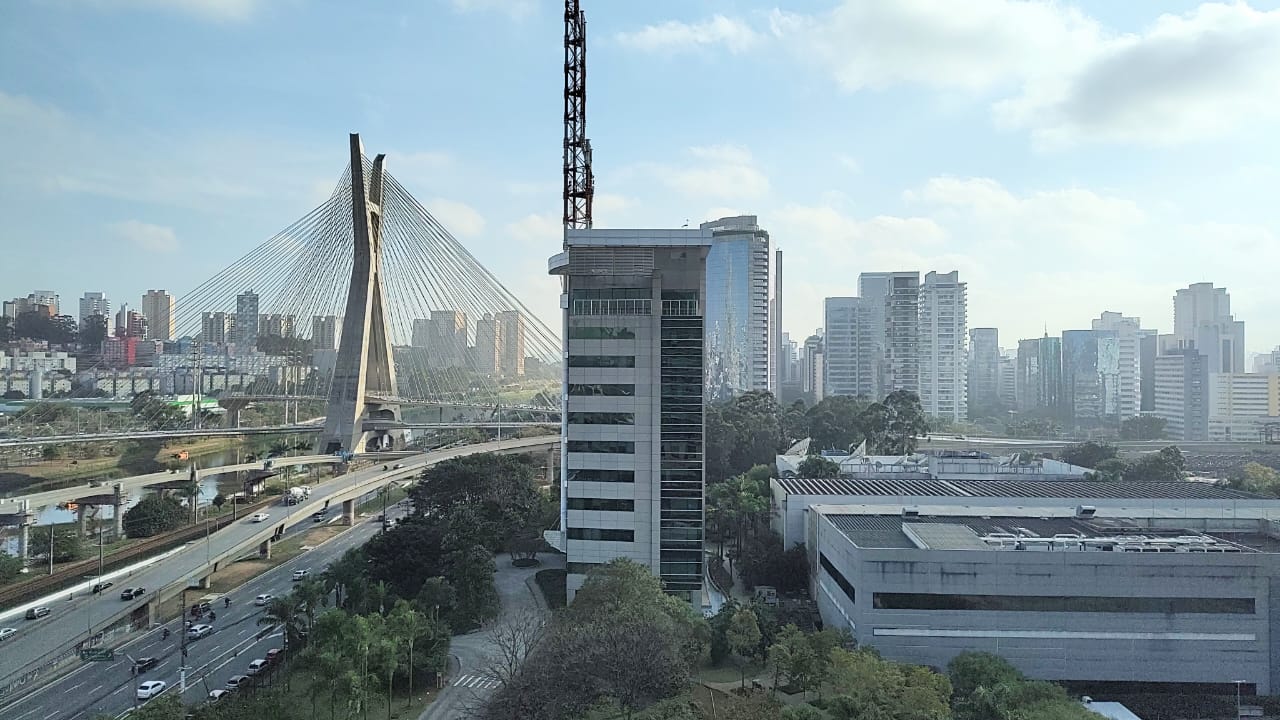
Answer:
[563,0,593,235]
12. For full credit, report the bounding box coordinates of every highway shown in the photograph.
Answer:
[0,422,558,449]
[0,499,408,720]
[0,436,559,696]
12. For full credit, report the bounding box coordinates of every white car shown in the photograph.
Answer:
[255,593,273,606]
[0,628,15,642]
[225,674,251,690]
[208,689,229,702]
[187,624,213,639]
[250,512,270,523]
[247,658,269,675]
[136,680,166,700]
[291,569,310,581]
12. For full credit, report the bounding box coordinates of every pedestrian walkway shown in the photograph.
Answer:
[452,674,500,690]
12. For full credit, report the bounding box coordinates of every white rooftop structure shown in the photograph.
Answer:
[776,450,1091,481]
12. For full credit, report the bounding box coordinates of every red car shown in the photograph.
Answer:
[265,648,283,665]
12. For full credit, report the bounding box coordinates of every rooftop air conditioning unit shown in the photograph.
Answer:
[902,507,921,518]
[1075,505,1097,518]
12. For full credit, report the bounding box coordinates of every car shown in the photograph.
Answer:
[208,689,229,702]
[225,674,251,690]
[0,628,16,642]
[133,657,159,674]
[136,680,166,700]
[91,581,114,594]
[247,658,269,675]
[250,512,270,523]
[393,463,404,469]
[311,511,327,523]
[255,593,273,606]
[291,569,310,581]
[120,587,146,600]
[265,648,283,664]
[25,606,50,620]
[186,624,213,639]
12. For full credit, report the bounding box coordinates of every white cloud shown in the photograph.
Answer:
[110,220,178,253]
[426,198,486,237]
[77,0,266,22]
[504,212,561,246]
[449,0,536,21]
[616,14,761,54]
[659,144,770,200]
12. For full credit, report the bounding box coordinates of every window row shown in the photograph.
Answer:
[567,497,635,512]
[871,592,1256,614]
[568,383,634,397]
[568,355,636,368]
[567,412,635,425]
[568,326,636,340]
[820,553,856,605]
[567,469,635,483]
[572,299,651,316]
[568,527,635,542]
[567,440,634,454]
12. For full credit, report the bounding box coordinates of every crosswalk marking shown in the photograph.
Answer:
[452,674,500,690]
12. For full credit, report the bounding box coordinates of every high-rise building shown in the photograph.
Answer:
[5,291,59,319]
[410,318,431,348]
[997,353,1017,408]
[1091,312,1152,419]
[918,271,967,421]
[802,334,824,402]
[551,227,711,605]
[1062,329,1120,426]
[823,297,878,399]
[1173,282,1246,374]
[235,290,260,348]
[857,273,891,397]
[258,314,296,339]
[141,290,175,341]
[1139,333,1160,412]
[311,315,339,350]
[1207,373,1280,441]
[475,313,500,374]
[115,304,148,339]
[428,310,467,368]
[773,248,783,396]
[1153,349,1209,441]
[201,312,233,345]
[1015,336,1063,415]
[497,309,526,378]
[78,292,112,335]
[967,328,1000,416]
[883,272,921,394]
[699,216,770,400]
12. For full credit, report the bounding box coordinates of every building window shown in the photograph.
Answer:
[568,355,637,368]
[571,288,652,316]
[567,412,635,425]
[567,497,635,512]
[819,553,856,605]
[871,593,1255,614]
[568,383,635,397]
[566,440,635,454]
[567,469,635,483]
[568,527,635,542]
[568,326,636,340]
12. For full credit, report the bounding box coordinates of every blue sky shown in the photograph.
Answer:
[2,0,1279,354]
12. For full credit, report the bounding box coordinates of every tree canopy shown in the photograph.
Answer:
[1059,441,1118,469]
[123,495,188,538]
[797,456,840,478]
[1120,414,1167,440]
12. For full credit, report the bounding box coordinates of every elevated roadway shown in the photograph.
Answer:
[0,435,559,699]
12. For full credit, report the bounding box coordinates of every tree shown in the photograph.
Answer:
[0,550,23,584]
[258,595,305,651]
[826,648,951,720]
[1121,414,1167,440]
[707,472,770,564]
[706,391,788,481]
[483,608,548,687]
[1059,441,1118,469]
[797,455,840,478]
[211,494,226,511]
[388,599,442,710]
[123,495,187,537]
[768,624,817,696]
[323,548,369,610]
[807,395,868,453]
[879,390,930,455]
[415,576,456,625]
[30,525,83,563]
[726,606,762,688]
[14,312,78,345]
[80,313,108,351]
[1125,445,1185,482]
[1085,457,1128,482]
[947,651,1024,700]
[443,544,499,630]
[1230,462,1280,496]
[410,454,542,551]
[363,516,445,599]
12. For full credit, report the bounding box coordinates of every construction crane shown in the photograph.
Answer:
[563,0,593,232]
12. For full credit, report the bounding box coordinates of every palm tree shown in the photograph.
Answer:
[293,579,326,632]
[258,595,304,651]
[389,600,426,709]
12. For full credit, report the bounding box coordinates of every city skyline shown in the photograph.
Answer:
[2,1,1278,353]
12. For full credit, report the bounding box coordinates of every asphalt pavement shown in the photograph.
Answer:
[0,503,404,720]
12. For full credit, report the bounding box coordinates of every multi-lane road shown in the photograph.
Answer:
[0,436,558,697]
[2,497,407,720]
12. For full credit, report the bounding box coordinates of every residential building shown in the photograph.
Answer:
[550,227,712,605]
[802,334,824,402]
[497,309,526,378]
[78,292,112,336]
[1062,329,1120,426]
[807,499,1280,693]
[257,313,296,338]
[885,272,921,394]
[234,290,260,348]
[773,248,783,396]
[102,336,138,368]
[1139,333,1159,412]
[997,353,1017,408]
[1207,373,1280,441]
[115,305,148,339]
[201,312,233,345]
[967,328,1000,415]
[410,318,431,348]
[426,310,467,368]
[1254,348,1280,374]
[141,290,175,341]
[1173,282,1246,374]
[1092,312,1150,419]
[0,349,76,372]
[823,298,877,399]
[1015,336,1063,415]
[918,271,966,421]
[4,291,59,319]
[475,313,500,374]
[1153,349,1209,441]
[311,315,339,350]
[699,216,770,400]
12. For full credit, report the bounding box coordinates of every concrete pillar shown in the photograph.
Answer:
[342,499,355,526]
[258,540,272,559]
[18,522,29,560]
[113,484,124,539]
[198,576,211,589]
[77,504,88,536]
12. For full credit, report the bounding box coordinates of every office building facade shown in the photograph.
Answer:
[918,271,967,421]
[1062,329,1120,426]
[1173,283,1246,374]
[1153,349,1209,441]
[550,228,712,604]
[1016,336,1063,415]
[967,328,1000,415]
[235,290,260,348]
[802,334,824,402]
[141,290,175,342]
[1092,312,1149,419]
[497,309,526,378]
[700,216,770,400]
[823,298,878,399]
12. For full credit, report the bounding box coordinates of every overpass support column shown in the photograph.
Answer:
[342,499,355,526]
[18,522,29,560]
[77,504,89,536]
[258,539,272,559]
[113,484,124,539]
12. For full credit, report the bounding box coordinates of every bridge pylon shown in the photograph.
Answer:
[316,134,404,455]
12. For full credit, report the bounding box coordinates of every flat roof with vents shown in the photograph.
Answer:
[775,477,1261,501]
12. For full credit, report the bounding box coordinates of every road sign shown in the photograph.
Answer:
[80,648,114,661]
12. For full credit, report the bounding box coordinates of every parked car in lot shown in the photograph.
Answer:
[187,624,213,639]
[225,674,251,690]
[291,569,310,581]
[247,658,269,675]
[120,587,146,600]
[91,581,114,594]
[0,628,16,641]
[255,593,273,606]
[25,606,50,620]
[133,657,158,674]
[250,512,270,523]
[136,680,166,700]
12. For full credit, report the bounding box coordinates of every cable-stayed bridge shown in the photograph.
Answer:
[8,135,562,449]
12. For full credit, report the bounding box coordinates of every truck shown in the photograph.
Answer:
[284,486,312,506]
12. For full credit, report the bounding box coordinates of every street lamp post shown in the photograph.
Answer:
[1236,680,1245,719]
